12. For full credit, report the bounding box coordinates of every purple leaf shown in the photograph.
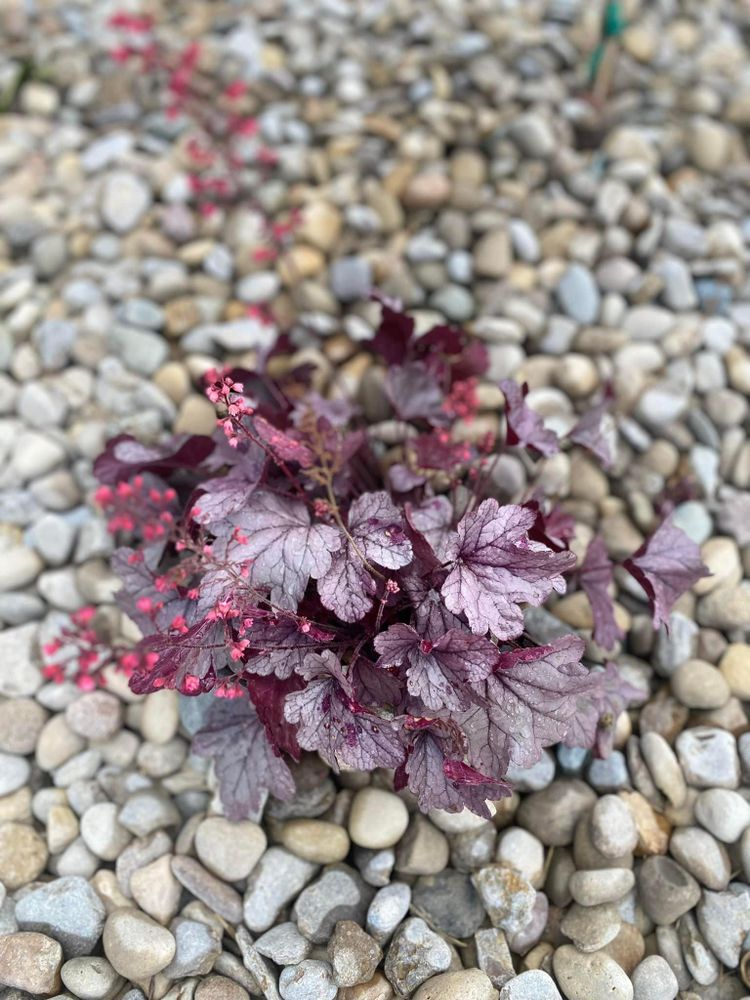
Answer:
[442,500,576,638]
[371,303,416,364]
[389,464,427,492]
[95,434,214,485]
[564,661,644,757]
[569,397,614,469]
[223,490,343,609]
[292,392,357,429]
[623,516,710,629]
[500,380,560,457]
[244,616,327,679]
[284,653,406,772]
[405,496,454,562]
[384,361,446,423]
[525,500,577,553]
[246,672,303,761]
[374,623,496,712]
[193,697,295,820]
[413,432,472,472]
[317,549,377,623]
[318,492,413,623]
[579,536,624,650]
[131,618,232,695]
[253,415,315,467]
[403,728,509,817]
[459,635,588,773]
[350,656,404,710]
[111,547,194,634]
[193,473,261,525]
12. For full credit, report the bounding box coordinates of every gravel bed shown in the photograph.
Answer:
[1,1,750,998]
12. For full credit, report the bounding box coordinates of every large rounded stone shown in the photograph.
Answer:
[349,788,409,849]
[0,931,63,997]
[636,856,701,925]
[195,816,266,882]
[102,909,176,979]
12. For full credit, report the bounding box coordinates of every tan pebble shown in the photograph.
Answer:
[91,870,134,914]
[277,245,325,284]
[174,394,217,435]
[195,974,250,1000]
[153,361,191,403]
[0,821,48,889]
[401,172,451,209]
[0,698,47,754]
[140,689,180,744]
[295,201,342,252]
[279,819,350,864]
[340,970,395,999]
[671,658,730,710]
[47,804,79,854]
[130,854,181,925]
[618,791,670,856]
[195,817,267,881]
[349,788,409,849]
[102,909,176,980]
[694,537,742,595]
[719,643,750,699]
[0,787,32,823]
[473,227,511,279]
[35,714,85,771]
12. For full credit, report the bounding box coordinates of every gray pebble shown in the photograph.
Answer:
[279,959,337,1000]
[384,916,452,995]
[15,875,106,957]
[291,864,373,944]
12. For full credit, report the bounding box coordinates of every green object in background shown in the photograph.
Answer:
[588,1,626,85]
[603,0,626,39]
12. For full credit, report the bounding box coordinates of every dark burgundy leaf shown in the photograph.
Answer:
[500,380,560,457]
[449,339,490,380]
[418,323,464,356]
[245,672,303,761]
[579,535,624,650]
[442,499,576,638]
[350,657,404,710]
[526,500,577,553]
[95,434,214,485]
[623,516,709,629]
[193,697,295,819]
[459,635,588,773]
[371,303,416,364]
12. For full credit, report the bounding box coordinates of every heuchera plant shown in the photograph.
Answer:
[45,304,708,819]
